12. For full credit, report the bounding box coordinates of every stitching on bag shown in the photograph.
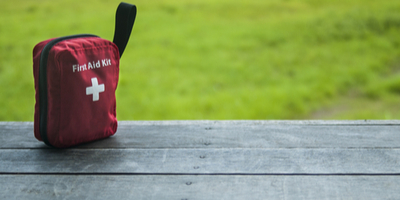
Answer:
[55,49,64,147]
[113,44,119,125]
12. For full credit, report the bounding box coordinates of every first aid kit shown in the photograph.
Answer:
[32,2,137,148]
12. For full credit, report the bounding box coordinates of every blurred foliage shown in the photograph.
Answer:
[1,0,400,120]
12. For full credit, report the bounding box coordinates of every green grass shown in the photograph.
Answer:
[1,0,400,120]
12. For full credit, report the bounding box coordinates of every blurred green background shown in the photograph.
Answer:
[1,0,400,121]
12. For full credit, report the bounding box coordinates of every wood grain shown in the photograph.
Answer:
[1,175,399,200]
[1,148,399,174]
[1,121,400,149]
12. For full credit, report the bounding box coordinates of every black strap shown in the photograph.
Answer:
[113,2,137,57]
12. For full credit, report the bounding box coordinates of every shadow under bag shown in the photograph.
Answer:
[32,2,137,148]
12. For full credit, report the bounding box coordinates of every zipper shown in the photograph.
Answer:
[39,34,98,147]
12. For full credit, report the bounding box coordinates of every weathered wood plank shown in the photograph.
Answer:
[3,120,400,127]
[1,148,400,174]
[1,121,400,149]
[1,175,399,200]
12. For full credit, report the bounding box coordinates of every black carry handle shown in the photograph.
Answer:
[113,2,137,57]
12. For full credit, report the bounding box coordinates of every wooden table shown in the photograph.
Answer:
[1,120,400,199]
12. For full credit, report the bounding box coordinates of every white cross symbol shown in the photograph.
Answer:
[86,77,105,101]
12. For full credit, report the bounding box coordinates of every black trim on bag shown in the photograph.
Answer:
[38,34,98,147]
[113,2,137,57]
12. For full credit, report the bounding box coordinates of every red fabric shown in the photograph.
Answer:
[33,37,119,148]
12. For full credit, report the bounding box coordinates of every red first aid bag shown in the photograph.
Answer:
[32,2,137,148]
